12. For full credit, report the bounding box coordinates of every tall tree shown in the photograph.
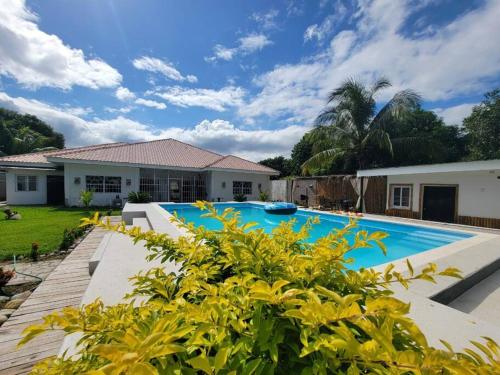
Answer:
[0,121,14,156]
[0,108,64,155]
[463,89,500,160]
[381,109,467,166]
[301,78,421,174]
[259,156,292,179]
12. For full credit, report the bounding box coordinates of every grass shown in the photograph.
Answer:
[0,206,121,261]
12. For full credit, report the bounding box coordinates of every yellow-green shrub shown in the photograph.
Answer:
[20,202,499,374]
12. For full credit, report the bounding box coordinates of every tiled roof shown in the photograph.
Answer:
[0,138,278,174]
[49,139,223,169]
[207,155,278,174]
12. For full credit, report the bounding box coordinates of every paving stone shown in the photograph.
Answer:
[4,259,63,286]
[0,308,16,317]
[11,291,31,300]
[4,299,24,309]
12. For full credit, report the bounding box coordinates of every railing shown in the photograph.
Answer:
[139,173,206,203]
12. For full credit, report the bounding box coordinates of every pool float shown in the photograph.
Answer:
[264,202,297,215]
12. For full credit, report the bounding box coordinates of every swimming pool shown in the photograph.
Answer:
[160,203,473,269]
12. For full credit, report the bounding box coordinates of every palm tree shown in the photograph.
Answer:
[302,78,421,174]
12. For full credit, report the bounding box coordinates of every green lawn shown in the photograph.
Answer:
[0,206,121,260]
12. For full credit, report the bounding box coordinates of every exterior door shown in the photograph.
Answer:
[0,172,6,201]
[47,175,65,205]
[422,186,457,223]
[169,179,181,202]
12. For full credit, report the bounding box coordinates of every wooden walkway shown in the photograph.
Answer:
[0,224,112,374]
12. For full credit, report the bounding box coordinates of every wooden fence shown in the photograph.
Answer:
[288,175,387,214]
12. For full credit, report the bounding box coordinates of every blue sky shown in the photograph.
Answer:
[0,0,499,160]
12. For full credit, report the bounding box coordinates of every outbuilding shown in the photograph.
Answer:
[357,159,500,229]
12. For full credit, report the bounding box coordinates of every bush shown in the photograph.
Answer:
[59,226,88,251]
[233,193,247,202]
[21,203,498,374]
[128,191,151,203]
[259,191,269,202]
[80,190,93,208]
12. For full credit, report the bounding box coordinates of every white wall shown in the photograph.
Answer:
[387,170,500,219]
[5,168,63,205]
[208,171,272,202]
[64,163,140,206]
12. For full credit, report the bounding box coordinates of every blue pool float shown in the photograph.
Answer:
[264,202,297,215]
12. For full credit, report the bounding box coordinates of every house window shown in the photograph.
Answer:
[105,177,122,193]
[391,185,411,209]
[16,176,37,192]
[233,181,252,195]
[86,176,104,192]
[86,176,122,193]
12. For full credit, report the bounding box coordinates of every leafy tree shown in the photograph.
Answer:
[0,121,14,156]
[380,108,467,167]
[302,78,421,174]
[0,108,64,155]
[21,204,499,373]
[463,89,500,160]
[289,135,314,175]
[259,156,292,179]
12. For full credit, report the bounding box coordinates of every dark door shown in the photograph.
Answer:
[422,186,457,223]
[47,175,65,205]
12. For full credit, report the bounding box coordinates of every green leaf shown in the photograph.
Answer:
[187,353,212,374]
[214,347,231,373]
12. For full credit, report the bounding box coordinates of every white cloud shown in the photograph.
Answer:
[432,103,476,125]
[251,9,279,30]
[134,98,166,110]
[62,106,93,117]
[239,34,273,54]
[115,86,136,101]
[153,85,245,112]
[205,33,272,62]
[132,56,198,82]
[205,45,237,62]
[0,0,121,90]
[0,91,304,160]
[304,1,347,43]
[242,0,500,124]
[105,106,133,114]
[304,16,335,43]
[238,62,325,123]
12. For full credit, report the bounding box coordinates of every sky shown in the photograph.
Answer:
[0,0,499,161]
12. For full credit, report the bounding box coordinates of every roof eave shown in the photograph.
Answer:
[205,167,279,175]
[357,159,500,177]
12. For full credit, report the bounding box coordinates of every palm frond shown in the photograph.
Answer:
[372,89,421,128]
[314,106,337,126]
[370,77,391,95]
[301,148,347,175]
[362,128,393,155]
[327,78,366,104]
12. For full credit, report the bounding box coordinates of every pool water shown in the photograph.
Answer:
[160,203,473,269]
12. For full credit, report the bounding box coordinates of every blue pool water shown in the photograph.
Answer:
[160,203,473,269]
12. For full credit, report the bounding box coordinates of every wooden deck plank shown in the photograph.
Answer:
[0,223,114,374]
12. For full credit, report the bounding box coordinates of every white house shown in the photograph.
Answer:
[0,139,278,206]
[357,159,500,229]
